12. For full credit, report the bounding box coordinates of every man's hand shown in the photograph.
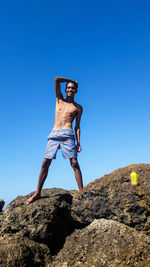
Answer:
[75,81,78,88]
[76,144,82,153]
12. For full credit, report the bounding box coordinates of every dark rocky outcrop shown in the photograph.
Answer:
[0,188,81,255]
[52,218,150,267]
[0,234,51,267]
[0,200,5,213]
[71,164,150,235]
[0,164,150,266]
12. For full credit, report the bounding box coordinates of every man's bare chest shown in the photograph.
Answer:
[55,102,78,116]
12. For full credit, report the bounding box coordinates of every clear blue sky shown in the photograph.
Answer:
[1,0,150,208]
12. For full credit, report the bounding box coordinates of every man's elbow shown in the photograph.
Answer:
[55,77,62,81]
[55,77,61,83]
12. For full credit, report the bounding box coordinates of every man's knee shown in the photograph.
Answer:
[70,158,79,170]
[42,158,52,170]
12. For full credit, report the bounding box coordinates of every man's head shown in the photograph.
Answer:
[65,82,78,97]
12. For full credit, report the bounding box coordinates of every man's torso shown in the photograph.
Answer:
[53,99,81,129]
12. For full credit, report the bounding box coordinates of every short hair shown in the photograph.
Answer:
[66,81,78,90]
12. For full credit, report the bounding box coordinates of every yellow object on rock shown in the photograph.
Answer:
[130,171,138,186]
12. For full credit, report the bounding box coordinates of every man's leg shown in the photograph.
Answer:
[26,158,52,204]
[70,158,83,191]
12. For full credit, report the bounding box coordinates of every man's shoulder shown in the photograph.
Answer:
[56,98,65,104]
[74,102,83,111]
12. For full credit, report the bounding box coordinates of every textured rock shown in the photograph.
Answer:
[0,164,150,266]
[71,164,150,235]
[0,214,3,232]
[52,218,150,267]
[0,199,5,213]
[0,188,81,255]
[0,233,51,267]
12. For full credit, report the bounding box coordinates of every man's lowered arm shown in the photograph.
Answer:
[75,106,83,152]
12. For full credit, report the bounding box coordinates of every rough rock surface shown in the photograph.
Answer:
[0,233,51,266]
[0,199,5,213]
[0,188,81,255]
[0,164,150,266]
[71,164,150,235]
[52,218,150,267]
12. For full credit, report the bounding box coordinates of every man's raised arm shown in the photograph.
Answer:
[55,77,78,101]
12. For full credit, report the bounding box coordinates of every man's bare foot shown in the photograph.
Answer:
[26,193,41,205]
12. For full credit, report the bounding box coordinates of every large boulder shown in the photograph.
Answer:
[71,164,150,235]
[52,218,150,267]
[0,164,150,266]
[0,233,51,267]
[0,188,80,255]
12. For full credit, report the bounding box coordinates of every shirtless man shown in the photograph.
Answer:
[26,77,83,204]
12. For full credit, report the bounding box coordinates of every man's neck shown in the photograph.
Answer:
[65,96,75,103]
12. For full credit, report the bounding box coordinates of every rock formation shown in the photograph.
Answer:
[0,234,51,267]
[71,164,150,235]
[0,164,150,266]
[52,219,150,267]
[0,188,81,255]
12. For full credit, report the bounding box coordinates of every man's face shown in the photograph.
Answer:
[65,83,77,97]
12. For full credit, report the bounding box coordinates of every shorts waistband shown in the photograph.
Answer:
[52,128,73,131]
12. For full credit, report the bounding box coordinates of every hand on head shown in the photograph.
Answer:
[75,81,78,88]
